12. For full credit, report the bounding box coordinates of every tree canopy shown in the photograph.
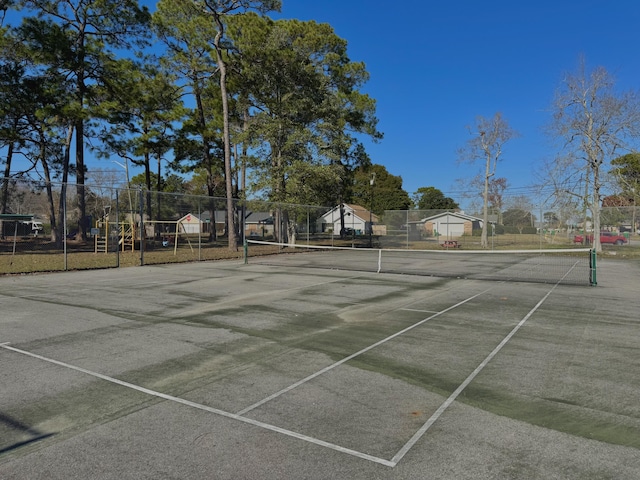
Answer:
[611,153,640,203]
[1,1,381,248]
[413,186,458,210]
[351,164,410,215]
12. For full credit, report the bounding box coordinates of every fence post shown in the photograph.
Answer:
[63,187,68,271]
[116,189,120,268]
[139,188,144,266]
[198,198,202,261]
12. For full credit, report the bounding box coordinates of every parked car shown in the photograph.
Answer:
[574,232,627,245]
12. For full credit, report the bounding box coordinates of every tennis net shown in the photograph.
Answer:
[245,240,595,286]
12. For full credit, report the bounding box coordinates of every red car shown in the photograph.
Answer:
[574,232,627,245]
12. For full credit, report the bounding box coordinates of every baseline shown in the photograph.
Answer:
[0,284,493,468]
[0,343,394,467]
[1,272,575,468]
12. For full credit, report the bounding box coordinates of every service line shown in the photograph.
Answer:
[236,288,491,416]
[1,286,490,468]
[0,342,394,467]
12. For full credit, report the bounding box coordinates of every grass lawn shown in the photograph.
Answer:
[2,233,639,275]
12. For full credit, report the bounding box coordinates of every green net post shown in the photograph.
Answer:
[244,239,248,264]
[590,249,597,286]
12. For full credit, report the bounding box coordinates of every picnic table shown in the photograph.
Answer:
[440,240,461,249]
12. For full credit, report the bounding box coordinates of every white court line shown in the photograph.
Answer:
[390,268,576,466]
[2,272,572,468]
[400,308,441,314]
[236,289,491,416]
[0,343,395,467]
[0,287,490,468]
[2,267,370,312]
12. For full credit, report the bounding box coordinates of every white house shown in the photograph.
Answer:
[317,204,378,236]
[409,211,483,239]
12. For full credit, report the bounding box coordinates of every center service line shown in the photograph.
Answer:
[236,288,492,416]
[390,276,571,466]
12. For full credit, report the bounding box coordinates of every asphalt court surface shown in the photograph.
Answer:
[1,258,639,479]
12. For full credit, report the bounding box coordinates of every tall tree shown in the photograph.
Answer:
[459,112,518,247]
[611,153,640,203]
[413,186,459,211]
[196,0,281,250]
[351,164,410,214]
[226,14,380,241]
[154,0,280,248]
[18,0,150,238]
[153,0,220,240]
[0,32,29,217]
[610,152,640,233]
[97,56,184,223]
[0,21,74,244]
[16,73,70,244]
[548,59,640,252]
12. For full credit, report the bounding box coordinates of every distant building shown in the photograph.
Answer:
[316,204,378,235]
[408,211,483,239]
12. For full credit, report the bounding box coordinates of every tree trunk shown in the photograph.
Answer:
[1,140,14,239]
[1,140,14,214]
[75,118,86,239]
[55,125,74,247]
[213,14,237,251]
[38,141,57,245]
[481,153,491,248]
[194,82,217,242]
[592,164,602,253]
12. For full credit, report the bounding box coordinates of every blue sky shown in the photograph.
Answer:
[6,1,640,206]
[274,0,640,201]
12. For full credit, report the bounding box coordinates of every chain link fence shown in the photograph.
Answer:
[0,178,337,274]
[1,177,638,275]
[378,207,640,250]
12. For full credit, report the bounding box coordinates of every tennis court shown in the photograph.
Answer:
[1,251,639,479]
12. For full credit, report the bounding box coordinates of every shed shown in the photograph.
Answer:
[177,213,203,234]
[1,213,36,237]
[410,211,482,239]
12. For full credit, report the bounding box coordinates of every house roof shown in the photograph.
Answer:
[0,213,34,221]
[197,210,273,223]
[177,213,202,223]
[321,204,379,223]
[410,211,482,224]
[244,211,273,223]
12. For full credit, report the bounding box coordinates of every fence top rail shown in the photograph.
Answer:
[0,214,35,221]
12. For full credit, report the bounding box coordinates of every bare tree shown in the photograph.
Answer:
[548,58,640,252]
[459,112,518,247]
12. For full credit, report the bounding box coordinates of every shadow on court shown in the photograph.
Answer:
[0,413,54,455]
[1,258,639,479]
